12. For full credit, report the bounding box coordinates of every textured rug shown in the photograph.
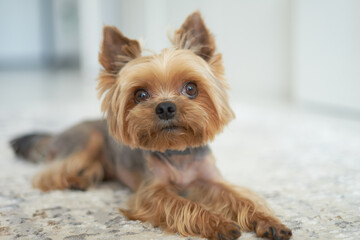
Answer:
[0,71,359,240]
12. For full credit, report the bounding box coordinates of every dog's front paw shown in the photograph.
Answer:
[254,220,292,240]
[210,221,241,240]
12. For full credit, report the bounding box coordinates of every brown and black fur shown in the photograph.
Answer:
[10,12,292,240]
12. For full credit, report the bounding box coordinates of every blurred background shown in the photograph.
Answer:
[0,0,359,124]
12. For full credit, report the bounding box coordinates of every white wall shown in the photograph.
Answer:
[0,0,43,66]
[78,0,102,78]
[291,0,360,113]
[52,0,80,63]
[1,1,358,114]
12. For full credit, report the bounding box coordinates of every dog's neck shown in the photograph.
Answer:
[146,144,220,188]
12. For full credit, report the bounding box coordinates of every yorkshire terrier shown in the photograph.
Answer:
[10,12,292,240]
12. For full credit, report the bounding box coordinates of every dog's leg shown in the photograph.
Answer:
[32,131,105,191]
[121,182,242,240]
[187,181,292,240]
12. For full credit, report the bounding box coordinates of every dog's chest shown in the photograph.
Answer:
[147,146,220,187]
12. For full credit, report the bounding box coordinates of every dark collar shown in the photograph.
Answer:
[153,145,210,158]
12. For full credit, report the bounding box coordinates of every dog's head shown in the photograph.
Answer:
[98,12,234,152]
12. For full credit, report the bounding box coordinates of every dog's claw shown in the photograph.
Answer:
[255,220,292,239]
[270,226,276,238]
[213,221,241,240]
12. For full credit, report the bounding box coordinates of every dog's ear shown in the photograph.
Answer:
[173,11,215,61]
[99,26,141,73]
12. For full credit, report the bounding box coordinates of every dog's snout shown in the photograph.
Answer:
[155,102,176,120]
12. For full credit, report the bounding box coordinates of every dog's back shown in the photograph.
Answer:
[10,119,107,163]
[9,119,147,191]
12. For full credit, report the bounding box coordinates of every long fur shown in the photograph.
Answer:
[121,181,240,239]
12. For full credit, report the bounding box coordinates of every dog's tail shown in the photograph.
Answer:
[10,133,53,163]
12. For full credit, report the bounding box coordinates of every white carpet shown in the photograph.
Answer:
[0,71,359,240]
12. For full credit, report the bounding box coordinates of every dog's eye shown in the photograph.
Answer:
[134,89,150,103]
[182,82,198,99]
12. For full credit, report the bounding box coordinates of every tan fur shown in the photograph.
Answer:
[33,131,105,191]
[99,26,141,73]
[187,181,291,237]
[25,11,292,240]
[171,10,216,61]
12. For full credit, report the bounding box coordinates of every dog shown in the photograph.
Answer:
[10,11,292,240]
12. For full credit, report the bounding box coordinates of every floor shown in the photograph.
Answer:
[0,70,359,240]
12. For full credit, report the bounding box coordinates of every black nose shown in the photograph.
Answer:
[155,102,176,120]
